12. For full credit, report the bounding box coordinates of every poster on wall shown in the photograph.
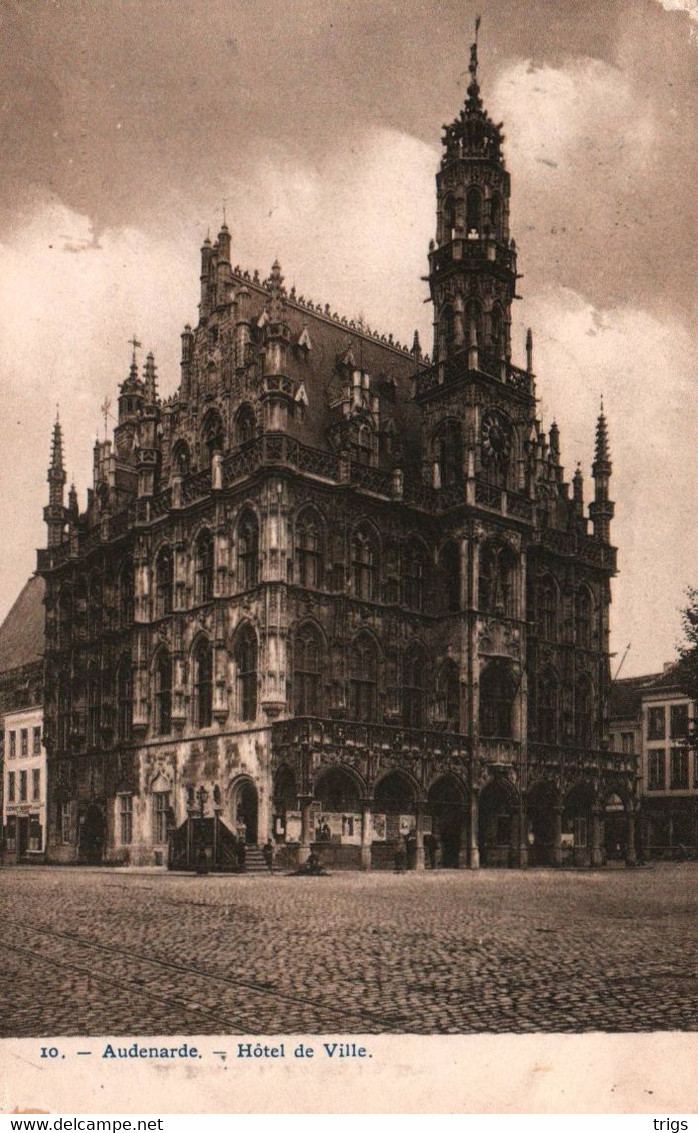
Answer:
[285,810,302,841]
[372,813,387,841]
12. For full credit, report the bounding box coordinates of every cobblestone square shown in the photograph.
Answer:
[1,864,695,1036]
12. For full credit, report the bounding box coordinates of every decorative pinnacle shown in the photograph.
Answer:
[50,413,65,472]
[143,351,158,405]
[594,401,610,465]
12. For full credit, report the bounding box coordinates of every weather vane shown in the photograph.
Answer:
[128,334,142,364]
[100,397,112,440]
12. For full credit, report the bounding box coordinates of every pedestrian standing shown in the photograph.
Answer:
[236,839,246,872]
[262,839,274,873]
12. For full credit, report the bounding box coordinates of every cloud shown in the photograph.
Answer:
[654,0,698,21]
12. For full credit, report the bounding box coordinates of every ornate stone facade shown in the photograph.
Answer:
[37,36,637,870]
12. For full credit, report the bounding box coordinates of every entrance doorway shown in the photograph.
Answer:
[232,779,258,844]
[81,803,105,863]
[17,816,29,860]
[427,776,465,867]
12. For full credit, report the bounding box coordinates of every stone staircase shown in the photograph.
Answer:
[240,844,269,874]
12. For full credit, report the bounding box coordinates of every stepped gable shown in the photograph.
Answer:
[0,575,45,675]
[230,268,425,477]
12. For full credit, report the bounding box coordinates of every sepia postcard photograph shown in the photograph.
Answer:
[0,0,696,1117]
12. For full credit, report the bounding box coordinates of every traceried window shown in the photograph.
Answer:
[88,574,103,637]
[466,186,482,233]
[58,588,72,649]
[235,625,258,722]
[119,794,133,845]
[295,511,323,588]
[574,675,593,747]
[438,541,460,613]
[155,545,173,617]
[349,634,378,723]
[403,644,426,728]
[442,195,456,239]
[154,649,172,736]
[116,654,133,741]
[647,750,665,791]
[235,404,256,447]
[193,637,213,728]
[403,541,427,612]
[195,529,214,604]
[433,420,462,489]
[119,562,134,626]
[202,410,224,469]
[87,666,101,748]
[352,528,378,601]
[237,511,259,591]
[171,441,190,479]
[537,671,559,744]
[440,304,456,358]
[575,586,593,649]
[152,791,171,844]
[480,660,516,739]
[437,660,460,731]
[536,575,559,641]
[480,542,518,617]
[293,625,322,715]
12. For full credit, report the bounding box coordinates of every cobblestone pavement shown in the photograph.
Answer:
[1,864,695,1036]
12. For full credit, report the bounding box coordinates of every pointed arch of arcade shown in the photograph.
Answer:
[315,765,366,811]
[526,779,561,867]
[235,403,256,447]
[373,767,422,809]
[228,773,259,845]
[478,774,522,867]
[201,408,224,469]
[426,773,468,868]
[294,506,325,589]
[292,618,325,716]
[273,764,298,811]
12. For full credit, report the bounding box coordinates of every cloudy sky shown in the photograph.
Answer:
[0,0,695,676]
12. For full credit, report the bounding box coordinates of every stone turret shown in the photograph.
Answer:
[44,414,66,547]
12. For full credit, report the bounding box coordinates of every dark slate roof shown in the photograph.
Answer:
[0,575,45,676]
[649,659,695,696]
[610,674,662,720]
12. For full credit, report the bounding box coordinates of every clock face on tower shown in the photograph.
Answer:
[481,410,511,462]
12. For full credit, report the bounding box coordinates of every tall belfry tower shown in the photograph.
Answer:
[429,25,517,367]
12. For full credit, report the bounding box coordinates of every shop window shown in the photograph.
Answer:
[5,815,16,851]
[29,817,42,851]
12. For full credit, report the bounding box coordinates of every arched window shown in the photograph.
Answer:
[154,649,172,736]
[58,588,72,650]
[195,528,214,604]
[433,420,462,489]
[490,303,505,357]
[294,624,322,715]
[441,304,455,358]
[403,541,427,611]
[235,625,258,721]
[466,299,483,347]
[235,404,256,447]
[171,441,190,479]
[574,675,593,747]
[237,510,259,591]
[202,410,224,469]
[575,586,592,649]
[438,542,461,613]
[403,644,426,728]
[443,195,456,239]
[353,421,374,466]
[116,654,132,742]
[352,528,378,601]
[154,545,173,618]
[466,186,482,233]
[480,660,516,739]
[437,660,460,731]
[490,192,502,237]
[87,665,101,748]
[88,575,102,638]
[295,510,323,588]
[536,575,558,641]
[349,634,378,722]
[193,637,213,728]
[119,562,134,626]
[537,671,559,744]
[480,542,517,616]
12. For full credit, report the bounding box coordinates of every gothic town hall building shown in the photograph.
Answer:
[37,41,638,871]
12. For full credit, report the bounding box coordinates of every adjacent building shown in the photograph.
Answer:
[611,665,697,858]
[0,576,46,861]
[36,36,637,870]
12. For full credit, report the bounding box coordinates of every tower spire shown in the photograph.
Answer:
[45,412,67,548]
[590,401,614,543]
